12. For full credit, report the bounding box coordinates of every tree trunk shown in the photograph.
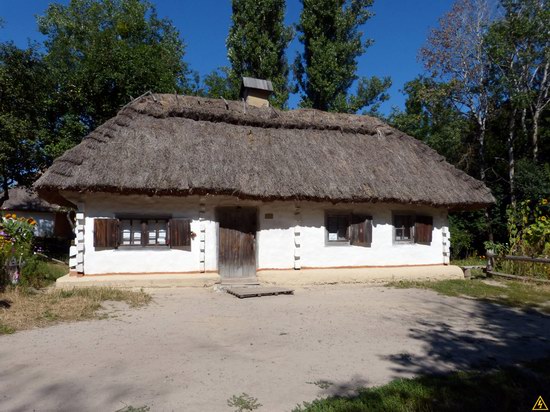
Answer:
[477,125,493,241]
[0,169,9,209]
[532,108,541,162]
[507,109,517,207]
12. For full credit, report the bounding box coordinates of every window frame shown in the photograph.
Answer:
[392,213,415,244]
[117,216,170,248]
[324,211,353,246]
[392,212,434,245]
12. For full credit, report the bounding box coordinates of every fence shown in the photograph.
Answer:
[486,252,550,283]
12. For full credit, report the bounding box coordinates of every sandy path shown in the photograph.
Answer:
[1,284,549,412]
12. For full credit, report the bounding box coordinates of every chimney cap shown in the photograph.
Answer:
[240,77,274,95]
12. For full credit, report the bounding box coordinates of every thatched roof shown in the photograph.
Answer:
[1,187,60,212]
[34,94,494,210]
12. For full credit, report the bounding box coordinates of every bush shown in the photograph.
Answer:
[0,213,36,288]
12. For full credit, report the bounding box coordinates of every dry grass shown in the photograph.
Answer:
[0,287,151,334]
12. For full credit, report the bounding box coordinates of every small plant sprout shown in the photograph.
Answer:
[227,393,262,411]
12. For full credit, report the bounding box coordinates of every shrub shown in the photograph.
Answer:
[0,213,36,287]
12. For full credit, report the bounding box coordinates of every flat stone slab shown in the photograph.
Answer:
[227,286,294,299]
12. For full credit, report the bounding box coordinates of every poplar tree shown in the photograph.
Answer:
[225,0,293,108]
[293,0,391,113]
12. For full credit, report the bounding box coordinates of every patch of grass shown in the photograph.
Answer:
[20,257,69,288]
[388,278,550,313]
[0,287,151,334]
[0,323,15,334]
[227,393,262,411]
[294,358,550,411]
[115,406,150,412]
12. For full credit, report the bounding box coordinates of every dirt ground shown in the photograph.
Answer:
[1,284,550,412]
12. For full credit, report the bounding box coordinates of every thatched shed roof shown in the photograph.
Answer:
[34,94,494,210]
[1,187,60,212]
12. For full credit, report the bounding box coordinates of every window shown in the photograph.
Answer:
[325,213,373,247]
[393,214,413,242]
[326,213,350,243]
[393,214,433,244]
[94,217,192,249]
[120,218,168,246]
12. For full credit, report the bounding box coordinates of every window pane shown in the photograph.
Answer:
[119,218,169,246]
[394,215,412,241]
[327,214,349,242]
[120,220,130,245]
[132,221,141,244]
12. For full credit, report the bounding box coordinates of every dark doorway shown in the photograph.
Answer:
[217,207,257,279]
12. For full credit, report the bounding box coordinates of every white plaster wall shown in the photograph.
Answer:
[64,192,449,275]
[297,202,447,268]
[78,194,217,275]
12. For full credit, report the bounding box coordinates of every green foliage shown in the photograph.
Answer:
[294,357,550,411]
[201,67,239,101]
[0,213,36,286]
[449,212,488,259]
[0,43,50,198]
[226,0,293,108]
[388,278,550,313]
[293,0,391,113]
[515,159,550,201]
[38,0,190,149]
[20,258,68,288]
[389,78,476,170]
[0,323,15,335]
[227,393,262,412]
[507,199,550,256]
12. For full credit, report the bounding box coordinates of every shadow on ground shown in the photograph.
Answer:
[384,297,550,375]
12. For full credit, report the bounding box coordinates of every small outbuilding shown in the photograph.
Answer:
[34,88,494,286]
[1,187,73,240]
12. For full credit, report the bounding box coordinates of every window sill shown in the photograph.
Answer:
[325,241,351,247]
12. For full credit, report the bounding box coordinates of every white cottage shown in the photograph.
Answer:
[34,86,494,286]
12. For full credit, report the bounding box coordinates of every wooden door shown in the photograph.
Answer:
[217,207,257,278]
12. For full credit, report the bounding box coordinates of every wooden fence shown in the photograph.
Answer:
[486,252,550,283]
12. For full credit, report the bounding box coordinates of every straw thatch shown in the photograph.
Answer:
[34,94,494,210]
[1,187,60,212]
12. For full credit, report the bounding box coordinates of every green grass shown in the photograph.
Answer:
[293,358,550,411]
[387,278,550,313]
[20,258,69,288]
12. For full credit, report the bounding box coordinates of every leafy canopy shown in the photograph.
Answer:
[293,0,391,113]
[38,0,189,149]
[225,0,293,108]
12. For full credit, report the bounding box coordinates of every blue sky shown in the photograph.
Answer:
[0,0,454,115]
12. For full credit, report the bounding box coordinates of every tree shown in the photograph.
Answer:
[293,0,391,113]
[0,43,49,207]
[389,77,472,169]
[225,0,293,108]
[420,0,494,185]
[487,0,550,164]
[38,0,190,155]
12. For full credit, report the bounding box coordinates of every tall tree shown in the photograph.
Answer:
[38,0,189,156]
[0,43,49,206]
[487,0,550,163]
[420,0,494,185]
[293,0,391,113]
[225,0,293,107]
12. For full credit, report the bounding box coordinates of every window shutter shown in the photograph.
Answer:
[415,215,433,244]
[169,218,191,248]
[94,218,119,248]
[350,215,373,247]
